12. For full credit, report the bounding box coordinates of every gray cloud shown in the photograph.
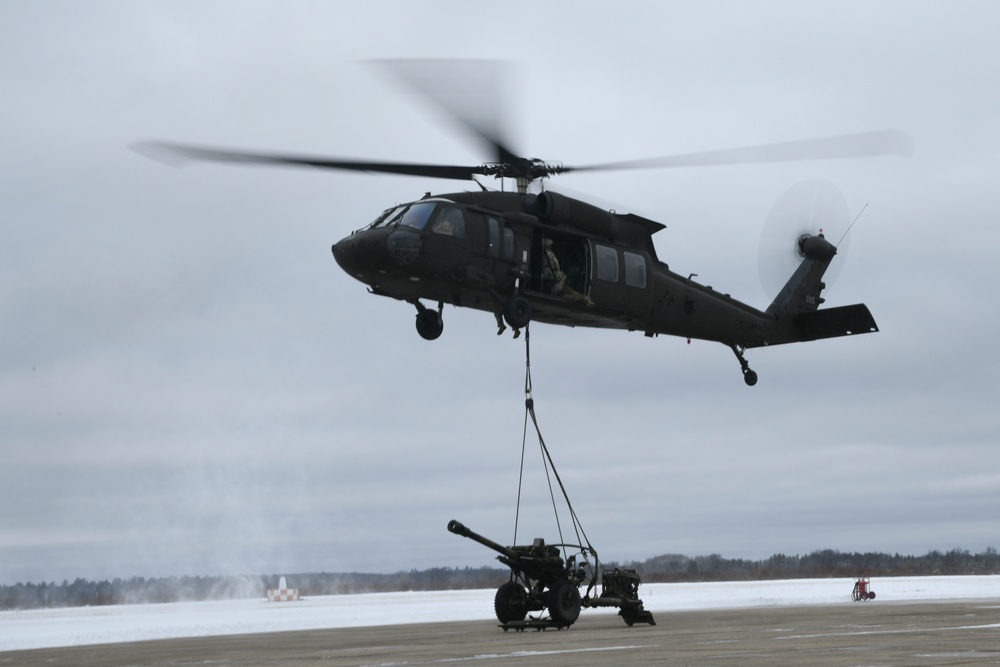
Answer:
[2,0,998,584]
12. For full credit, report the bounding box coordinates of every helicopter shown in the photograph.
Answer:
[135,69,911,386]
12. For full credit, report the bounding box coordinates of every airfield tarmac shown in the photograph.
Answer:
[3,600,999,666]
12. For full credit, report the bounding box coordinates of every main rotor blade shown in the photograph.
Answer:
[368,59,523,166]
[131,142,484,181]
[570,130,914,173]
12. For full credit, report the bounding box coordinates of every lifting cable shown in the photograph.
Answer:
[513,326,594,560]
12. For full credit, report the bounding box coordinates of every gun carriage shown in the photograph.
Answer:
[448,519,654,630]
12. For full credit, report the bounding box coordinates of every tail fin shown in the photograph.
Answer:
[763,233,878,343]
[765,233,837,318]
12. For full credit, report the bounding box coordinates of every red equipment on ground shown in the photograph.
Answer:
[852,576,876,601]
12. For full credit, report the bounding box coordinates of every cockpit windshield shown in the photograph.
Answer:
[368,205,406,229]
[397,202,436,230]
[367,202,438,231]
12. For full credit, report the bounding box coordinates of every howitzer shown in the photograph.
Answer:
[448,519,654,629]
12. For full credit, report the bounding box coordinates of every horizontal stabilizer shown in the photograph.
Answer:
[794,304,878,342]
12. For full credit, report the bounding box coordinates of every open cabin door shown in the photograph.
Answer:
[527,231,592,303]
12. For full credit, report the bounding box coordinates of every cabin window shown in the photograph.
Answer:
[595,244,619,282]
[486,217,514,257]
[487,217,500,255]
[623,251,646,288]
[429,206,465,238]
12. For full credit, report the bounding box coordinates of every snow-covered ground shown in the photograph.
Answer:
[3,576,999,651]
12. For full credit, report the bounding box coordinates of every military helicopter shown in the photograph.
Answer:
[135,68,911,386]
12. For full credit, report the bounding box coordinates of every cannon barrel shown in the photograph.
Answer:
[447,519,518,560]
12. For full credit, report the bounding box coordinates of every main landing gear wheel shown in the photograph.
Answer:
[503,295,532,329]
[414,301,444,340]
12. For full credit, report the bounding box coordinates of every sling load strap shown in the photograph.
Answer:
[513,326,594,558]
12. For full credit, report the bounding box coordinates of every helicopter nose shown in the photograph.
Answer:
[331,234,367,279]
[331,237,350,267]
[331,227,404,282]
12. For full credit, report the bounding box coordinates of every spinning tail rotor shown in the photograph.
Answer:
[758,179,854,300]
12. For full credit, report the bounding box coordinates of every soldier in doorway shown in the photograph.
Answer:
[544,238,595,307]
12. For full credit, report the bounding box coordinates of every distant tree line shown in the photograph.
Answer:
[3,548,997,611]
[618,547,1000,583]
[0,567,504,611]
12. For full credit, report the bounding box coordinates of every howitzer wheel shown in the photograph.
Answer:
[547,580,582,626]
[494,581,528,623]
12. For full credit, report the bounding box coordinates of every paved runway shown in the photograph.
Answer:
[4,600,999,666]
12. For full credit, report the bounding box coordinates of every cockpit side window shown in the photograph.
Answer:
[430,206,466,238]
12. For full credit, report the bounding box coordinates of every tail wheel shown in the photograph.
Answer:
[494,581,528,623]
[547,580,581,626]
[503,296,532,329]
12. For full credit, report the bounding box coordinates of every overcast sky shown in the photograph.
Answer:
[3,1,998,585]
